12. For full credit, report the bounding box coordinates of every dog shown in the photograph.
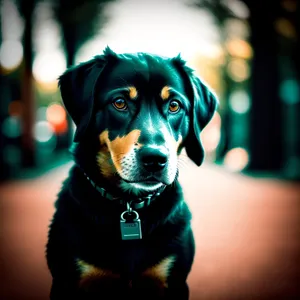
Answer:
[46,47,217,299]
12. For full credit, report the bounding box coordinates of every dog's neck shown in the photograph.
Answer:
[78,164,165,209]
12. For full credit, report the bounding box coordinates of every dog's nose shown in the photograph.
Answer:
[140,146,168,172]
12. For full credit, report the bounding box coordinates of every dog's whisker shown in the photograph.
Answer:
[178,158,188,168]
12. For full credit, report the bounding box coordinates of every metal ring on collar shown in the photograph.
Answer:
[120,210,139,221]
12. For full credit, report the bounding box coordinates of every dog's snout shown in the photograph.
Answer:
[140,146,168,172]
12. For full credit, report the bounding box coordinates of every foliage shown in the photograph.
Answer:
[52,0,116,65]
[191,0,239,25]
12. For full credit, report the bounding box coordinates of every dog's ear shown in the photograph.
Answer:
[58,47,118,142]
[171,55,218,166]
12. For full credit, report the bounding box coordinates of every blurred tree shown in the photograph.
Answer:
[194,0,285,172]
[292,2,300,175]
[242,0,284,171]
[0,0,4,179]
[52,0,115,147]
[192,0,241,160]
[276,0,300,179]
[0,0,2,43]
[14,0,115,164]
[292,3,300,78]
[15,0,38,167]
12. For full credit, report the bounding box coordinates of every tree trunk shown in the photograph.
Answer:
[0,12,4,180]
[247,0,283,171]
[288,4,300,179]
[21,0,35,167]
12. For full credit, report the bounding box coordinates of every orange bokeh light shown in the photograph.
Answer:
[224,147,249,171]
[226,39,253,60]
[227,58,250,82]
[46,104,67,134]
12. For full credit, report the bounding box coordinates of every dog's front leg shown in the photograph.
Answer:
[50,279,81,300]
[166,281,189,300]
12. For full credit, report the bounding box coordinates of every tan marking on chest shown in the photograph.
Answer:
[77,259,120,289]
[99,130,141,173]
[142,256,176,288]
[161,86,171,101]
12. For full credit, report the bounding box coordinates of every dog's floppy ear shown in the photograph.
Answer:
[171,55,218,166]
[58,58,105,142]
[58,47,118,142]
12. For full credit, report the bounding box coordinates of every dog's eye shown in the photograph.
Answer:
[112,98,128,111]
[169,100,181,113]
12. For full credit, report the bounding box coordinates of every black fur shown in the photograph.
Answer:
[46,48,218,299]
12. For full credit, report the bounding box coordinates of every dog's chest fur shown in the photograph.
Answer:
[48,167,191,289]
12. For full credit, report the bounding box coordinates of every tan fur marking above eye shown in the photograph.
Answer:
[161,86,170,101]
[142,256,175,288]
[77,259,120,288]
[128,86,138,99]
[99,130,141,173]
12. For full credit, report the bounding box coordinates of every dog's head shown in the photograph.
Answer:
[59,47,218,194]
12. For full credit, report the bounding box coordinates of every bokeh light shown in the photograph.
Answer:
[33,2,62,52]
[229,90,251,114]
[0,40,23,71]
[226,39,252,59]
[1,116,21,139]
[34,121,57,154]
[225,19,250,40]
[275,18,297,39]
[34,121,54,143]
[280,79,300,105]
[46,104,66,125]
[226,0,250,19]
[224,147,249,171]
[33,50,66,84]
[0,0,24,40]
[46,103,68,134]
[227,58,250,82]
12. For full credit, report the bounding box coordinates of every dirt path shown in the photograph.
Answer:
[1,161,299,299]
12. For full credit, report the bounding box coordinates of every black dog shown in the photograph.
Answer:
[46,47,217,299]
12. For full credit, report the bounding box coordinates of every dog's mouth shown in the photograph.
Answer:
[121,176,166,185]
[120,176,166,193]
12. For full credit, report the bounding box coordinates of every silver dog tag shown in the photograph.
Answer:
[120,210,142,240]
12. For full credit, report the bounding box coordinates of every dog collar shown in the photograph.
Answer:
[82,170,164,210]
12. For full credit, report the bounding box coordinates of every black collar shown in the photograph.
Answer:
[81,169,165,210]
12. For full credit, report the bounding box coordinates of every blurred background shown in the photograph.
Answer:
[0,0,299,299]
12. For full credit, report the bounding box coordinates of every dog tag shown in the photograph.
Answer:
[120,210,142,240]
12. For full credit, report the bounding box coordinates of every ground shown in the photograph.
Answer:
[1,157,300,300]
